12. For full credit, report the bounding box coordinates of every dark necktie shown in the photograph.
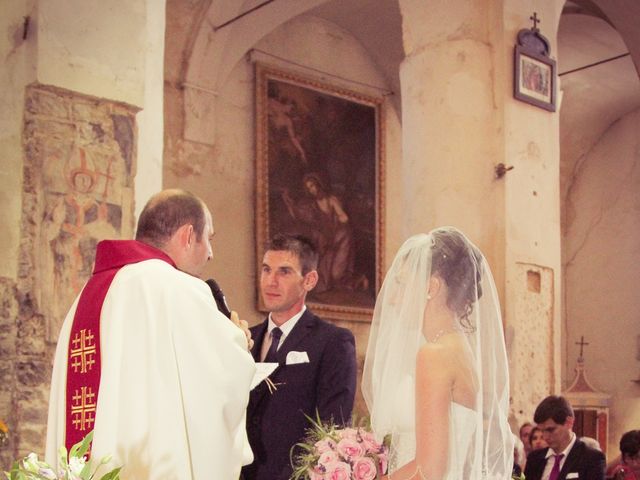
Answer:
[548,453,564,480]
[264,327,282,363]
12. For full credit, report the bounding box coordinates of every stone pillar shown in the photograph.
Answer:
[398,0,505,268]
[398,0,564,428]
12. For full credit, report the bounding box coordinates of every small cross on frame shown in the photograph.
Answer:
[530,12,541,32]
[576,335,590,358]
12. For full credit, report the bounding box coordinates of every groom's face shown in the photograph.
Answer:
[260,249,317,324]
[539,416,574,453]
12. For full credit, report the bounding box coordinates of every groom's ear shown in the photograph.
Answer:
[303,270,319,291]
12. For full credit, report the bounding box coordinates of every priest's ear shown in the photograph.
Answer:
[174,223,195,249]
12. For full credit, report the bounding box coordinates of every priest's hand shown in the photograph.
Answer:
[230,310,254,351]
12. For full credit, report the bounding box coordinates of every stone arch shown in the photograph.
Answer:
[176,0,404,146]
[557,0,640,454]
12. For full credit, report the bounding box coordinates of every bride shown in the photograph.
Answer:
[362,227,513,479]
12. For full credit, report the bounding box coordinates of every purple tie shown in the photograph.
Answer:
[548,453,564,480]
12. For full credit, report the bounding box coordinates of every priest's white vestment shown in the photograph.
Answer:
[46,257,256,480]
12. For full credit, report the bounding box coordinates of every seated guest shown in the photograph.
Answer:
[524,395,605,480]
[514,434,526,476]
[530,425,549,451]
[521,422,534,456]
[582,436,602,452]
[608,430,640,480]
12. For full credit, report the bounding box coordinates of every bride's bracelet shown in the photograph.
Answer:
[387,467,431,480]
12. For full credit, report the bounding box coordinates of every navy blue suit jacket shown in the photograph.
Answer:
[524,439,606,480]
[242,309,357,480]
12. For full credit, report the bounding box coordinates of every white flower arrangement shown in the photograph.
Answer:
[4,431,121,480]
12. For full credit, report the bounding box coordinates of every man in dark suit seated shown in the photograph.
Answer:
[525,395,606,480]
[242,234,357,480]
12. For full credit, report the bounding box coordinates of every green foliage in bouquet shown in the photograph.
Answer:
[4,431,121,480]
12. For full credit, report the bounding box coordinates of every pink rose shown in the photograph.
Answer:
[336,438,365,461]
[325,461,351,480]
[339,427,358,441]
[315,438,337,454]
[359,430,382,453]
[308,467,326,480]
[352,457,378,480]
[318,450,339,467]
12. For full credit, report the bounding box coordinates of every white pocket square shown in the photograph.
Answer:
[286,351,310,365]
[566,473,579,479]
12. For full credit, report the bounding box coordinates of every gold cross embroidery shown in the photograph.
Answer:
[71,386,97,431]
[70,328,97,373]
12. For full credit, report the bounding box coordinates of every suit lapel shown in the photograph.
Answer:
[558,440,582,480]
[274,310,316,364]
[250,319,269,362]
[249,312,316,408]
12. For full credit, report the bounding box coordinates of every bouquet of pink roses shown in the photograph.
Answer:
[290,415,389,480]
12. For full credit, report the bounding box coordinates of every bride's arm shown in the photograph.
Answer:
[383,345,453,480]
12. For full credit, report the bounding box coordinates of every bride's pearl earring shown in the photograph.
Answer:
[427,294,432,300]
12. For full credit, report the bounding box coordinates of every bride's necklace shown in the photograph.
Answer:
[427,328,461,343]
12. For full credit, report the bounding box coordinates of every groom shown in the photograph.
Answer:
[242,234,357,480]
[524,395,605,480]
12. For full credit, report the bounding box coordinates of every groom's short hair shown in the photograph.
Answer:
[266,234,318,275]
[533,395,574,424]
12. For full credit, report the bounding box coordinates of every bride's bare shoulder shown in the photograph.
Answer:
[416,341,453,367]
[416,336,466,372]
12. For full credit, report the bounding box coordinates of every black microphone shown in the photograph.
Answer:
[205,278,232,319]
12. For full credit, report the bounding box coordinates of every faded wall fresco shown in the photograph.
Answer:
[0,85,138,466]
[23,85,137,342]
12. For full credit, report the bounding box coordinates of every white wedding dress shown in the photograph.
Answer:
[391,375,476,479]
[362,229,514,480]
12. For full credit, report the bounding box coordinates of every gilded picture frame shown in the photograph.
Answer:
[255,63,385,321]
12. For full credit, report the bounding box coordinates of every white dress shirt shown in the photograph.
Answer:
[542,432,577,480]
[259,305,307,361]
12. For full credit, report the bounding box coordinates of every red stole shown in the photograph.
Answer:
[65,240,175,451]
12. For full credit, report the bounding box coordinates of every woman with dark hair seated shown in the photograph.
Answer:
[609,430,640,480]
[529,425,549,451]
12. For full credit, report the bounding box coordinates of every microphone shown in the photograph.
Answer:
[205,278,232,319]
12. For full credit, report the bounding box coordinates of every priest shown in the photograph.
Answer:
[46,189,255,480]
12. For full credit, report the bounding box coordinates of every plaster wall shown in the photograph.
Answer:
[0,0,35,280]
[36,0,165,216]
[563,108,640,454]
[37,0,146,106]
[502,1,564,427]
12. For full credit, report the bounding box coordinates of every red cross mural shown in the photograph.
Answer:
[71,386,97,432]
[70,328,97,373]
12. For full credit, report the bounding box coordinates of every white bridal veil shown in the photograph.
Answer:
[362,227,514,479]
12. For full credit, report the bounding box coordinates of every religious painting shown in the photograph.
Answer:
[255,63,385,321]
[514,45,556,111]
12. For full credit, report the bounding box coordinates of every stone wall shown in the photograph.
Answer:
[0,84,137,469]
